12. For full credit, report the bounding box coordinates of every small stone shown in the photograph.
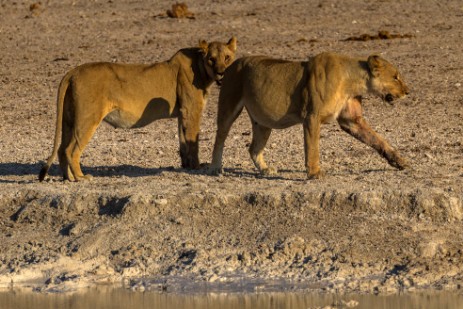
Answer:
[424,153,434,160]
[154,199,168,206]
[208,274,219,282]
[342,299,359,307]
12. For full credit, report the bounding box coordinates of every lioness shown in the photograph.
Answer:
[39,37,237,181]
[208,52,409,178]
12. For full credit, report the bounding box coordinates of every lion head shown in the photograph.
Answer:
[199,36,237,85]
[367,55,409,104]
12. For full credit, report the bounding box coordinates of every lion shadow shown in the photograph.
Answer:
[215,167,304,181]
[0,162,391,183]
[0,163,44,183]
[0,162,298,182]
[209,166,391,182]
[0,162,200,182]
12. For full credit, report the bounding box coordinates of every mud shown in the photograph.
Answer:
[0,0,462,294]
[343,30,414,41]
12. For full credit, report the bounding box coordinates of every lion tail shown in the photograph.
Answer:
[39,71,72,181]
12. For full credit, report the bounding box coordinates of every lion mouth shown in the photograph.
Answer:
[215,74,224,86]
[384,93,394,105]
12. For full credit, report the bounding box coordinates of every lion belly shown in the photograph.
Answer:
[239,58,306,129]
[104,97,178,129]
[244,96,302,129]
[104,110,140,129]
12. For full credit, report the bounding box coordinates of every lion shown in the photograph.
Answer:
[208,52,410,178]
[39,37,237,181]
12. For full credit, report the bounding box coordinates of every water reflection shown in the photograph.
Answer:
[0,286,462,309]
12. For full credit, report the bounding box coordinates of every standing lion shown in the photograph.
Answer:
[39,37,237,181]
[208,52,409,178]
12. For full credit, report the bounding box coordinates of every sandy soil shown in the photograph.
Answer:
[0,0,462,294]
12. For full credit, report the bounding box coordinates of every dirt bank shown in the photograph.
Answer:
[0,0,462,293]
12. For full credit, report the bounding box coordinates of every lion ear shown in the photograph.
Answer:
[227,36,237,52]
[367,55,384,77]
[199,40,208,54]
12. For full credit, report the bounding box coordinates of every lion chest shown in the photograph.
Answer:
[318,93,350,124]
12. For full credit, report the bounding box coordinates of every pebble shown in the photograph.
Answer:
[208,274,219,282]
[154,199,168,205]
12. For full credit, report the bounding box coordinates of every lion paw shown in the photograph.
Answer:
[260,166,278,176]
[205,165,223,176]
[75,174,94,182]
[307,170,324,180]
[388,155,410,170]
[396,159,410,170]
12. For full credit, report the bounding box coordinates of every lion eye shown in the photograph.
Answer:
[208,57,216,66]
[225,55,231,63]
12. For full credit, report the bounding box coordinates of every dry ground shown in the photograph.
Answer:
[0,0,462,293]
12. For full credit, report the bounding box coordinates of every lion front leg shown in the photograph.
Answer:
[303,116,323,179]
[337,98,409,170]
[177,117,200,169]
[339,117,408,169]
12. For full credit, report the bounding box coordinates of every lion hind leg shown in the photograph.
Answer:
[59,145,75,181]
[56,112,76,181]
[65,122,100,181]
[249,121,276,176]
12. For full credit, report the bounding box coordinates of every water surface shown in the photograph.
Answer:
[1,287,462,309]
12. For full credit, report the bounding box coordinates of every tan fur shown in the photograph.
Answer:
[39,37,237,181]
[208,52,410,178]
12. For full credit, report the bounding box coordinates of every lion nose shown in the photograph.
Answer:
[385,94,394,102]
[404,85,410,95]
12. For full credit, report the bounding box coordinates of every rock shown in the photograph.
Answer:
[154,199,168,206]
